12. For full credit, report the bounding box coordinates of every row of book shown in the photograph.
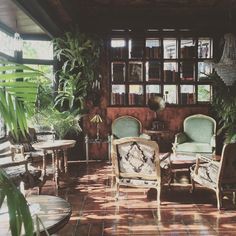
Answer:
[112,92,197,105]
[111,47,126,59]
[180,46,195,58]
[128,93,143,105]
[130,46,144,58]
[111,93,125,105]
[145,46,161,59]
[112,63,125,83]
[180,93,196,105]
[111,93,144,105]
[163,70,178,82]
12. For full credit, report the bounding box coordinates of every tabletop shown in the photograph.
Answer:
[0,195,72,235]
[32,139,76,150]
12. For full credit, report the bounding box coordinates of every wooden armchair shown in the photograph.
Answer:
[173,114,216,156]
[112,137,170,206]
[0,140,42,190]
[190,143,236,209]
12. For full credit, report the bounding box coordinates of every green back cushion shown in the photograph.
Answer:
[112,117,140,139]
[185,116,214,143]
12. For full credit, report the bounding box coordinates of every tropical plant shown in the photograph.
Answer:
[0,61,43,142]
[209,72,236,143]
[0,168,34,236]
[53,30,102,112]
[30,106,82,139]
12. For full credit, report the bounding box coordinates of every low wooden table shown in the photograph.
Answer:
[0,195,71,235]
[33,140,76,188]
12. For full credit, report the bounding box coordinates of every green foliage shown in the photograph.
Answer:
[0,62,44,141]
[210,72,236,143]
[0,169,34,236]
[53,30,102,111]
[30,106,82,139]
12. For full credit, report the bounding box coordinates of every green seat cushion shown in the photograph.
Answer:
[176,142,212,153]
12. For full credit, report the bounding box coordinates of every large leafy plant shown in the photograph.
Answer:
[53,30,101,111]
[209,72,236,143]
[0,62,43,141]
[0,169,34,236]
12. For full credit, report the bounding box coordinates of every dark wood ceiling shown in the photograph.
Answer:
[40,0,236,33]
[0,0,45,36]
[1,0,236,37]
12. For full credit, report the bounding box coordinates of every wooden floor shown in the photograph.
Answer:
[37,161,236,236]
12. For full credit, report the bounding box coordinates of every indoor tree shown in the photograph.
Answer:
[53,30,102,112]
[209,72,236,143]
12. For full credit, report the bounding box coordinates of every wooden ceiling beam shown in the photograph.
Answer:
[11,0,62,37]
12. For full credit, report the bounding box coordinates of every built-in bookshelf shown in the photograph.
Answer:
[110,30,214,106]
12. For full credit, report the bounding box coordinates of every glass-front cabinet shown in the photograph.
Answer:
[110,30,213,106]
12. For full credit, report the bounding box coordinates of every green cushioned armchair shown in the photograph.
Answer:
[172,114,216,155]
[111,115,150,140]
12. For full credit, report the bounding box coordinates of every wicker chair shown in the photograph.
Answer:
[190,143,236,209]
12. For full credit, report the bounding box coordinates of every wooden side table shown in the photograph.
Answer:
[0,195,71,235]
[85,135,111,164]
[143,129,173,152]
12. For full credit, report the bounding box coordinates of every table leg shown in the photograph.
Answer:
[64,148,68,173]
[52,151,55,181]
[42,150,47,177]
[85,135,89,164]
[54,150,59,189]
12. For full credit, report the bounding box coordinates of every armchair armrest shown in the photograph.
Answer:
[159,152,171,169]
[139,133,151,140]
[175,132,188,144]
[194,154,220,175]
[210,134,216,148]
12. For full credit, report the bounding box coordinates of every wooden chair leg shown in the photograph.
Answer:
[115,181,119,200]
[156,186,161,206]
[233,192,236,205]
[190,177,195,193]
[216,190,222,210]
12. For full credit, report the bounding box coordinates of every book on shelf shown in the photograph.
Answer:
[145,46,161,59]
[181,62,194,80]
[180,93,195,104]
[112,63,125,83]
[131,39,143,58]
[128,93,143,105]
[181,46,195,58]
[148,62,161,80]
[112,93,125,105]
[164,70,177,82]
[111,47,126,59]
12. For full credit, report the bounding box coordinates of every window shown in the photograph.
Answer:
[0,30,14,56]
[23,40,53,60]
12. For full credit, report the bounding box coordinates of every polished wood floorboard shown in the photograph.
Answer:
[36,162,236,236]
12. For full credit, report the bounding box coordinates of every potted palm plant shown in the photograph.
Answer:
[0,61,48,235]
[0,61,44,141]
